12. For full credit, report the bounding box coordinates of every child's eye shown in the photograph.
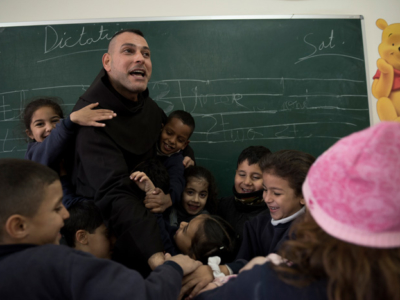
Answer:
[274,193,281,196]
[200,193,208,198]
[55,206,63,212]
[35,122,44,127]
[252,176,261,180]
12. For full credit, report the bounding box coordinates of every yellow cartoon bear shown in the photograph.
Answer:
[372,19,400,122]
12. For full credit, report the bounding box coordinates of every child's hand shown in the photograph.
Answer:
[180,265,213,299]
[165,253,202,276]
[144,188,172,213]
[70,102,116,127]
[239,254,284,274]
[130,171,156,193]
[183,156,195,168]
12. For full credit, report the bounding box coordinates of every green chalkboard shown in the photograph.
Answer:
[0,16,370,196]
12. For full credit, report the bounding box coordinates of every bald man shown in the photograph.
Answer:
[70,29,179,276]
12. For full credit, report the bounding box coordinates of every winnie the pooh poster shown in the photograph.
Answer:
[372,19,400,122]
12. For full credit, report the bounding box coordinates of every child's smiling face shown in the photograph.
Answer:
[182,177,209,215]
[25,180,69,245]
[159,117,191,155]
[174,215,208,256]
[234,159,263,194]
[26,106,61,142]
[262,172,304,220]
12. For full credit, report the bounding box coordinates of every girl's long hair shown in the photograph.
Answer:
[273,211,400,300]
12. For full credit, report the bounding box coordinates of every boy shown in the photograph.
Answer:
[61,201,113,259]
[139,110,196,213]
[216,146,271,244]
[0,158,201,299]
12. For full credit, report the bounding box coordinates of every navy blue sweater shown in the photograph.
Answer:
[0,244,184,300]
[25,117,86,208]
[194,262,328,300]
[227,211,293,274]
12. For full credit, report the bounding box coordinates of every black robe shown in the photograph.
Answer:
[71,69,166,276]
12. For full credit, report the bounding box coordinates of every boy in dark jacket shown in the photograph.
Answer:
[0,159,201,300]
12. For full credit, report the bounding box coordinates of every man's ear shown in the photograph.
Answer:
[5,215,29,240]
[25,129,34,140]
[75,230,89,245]
[102,53,111,72]
[300,197,305,206]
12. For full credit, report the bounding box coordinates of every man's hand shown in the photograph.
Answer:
[179,265,214,300]
[183,156,195,168]
[165,253,202,276]
[148,252,165,270]
[144,188,172,213]
[130,171,155,193]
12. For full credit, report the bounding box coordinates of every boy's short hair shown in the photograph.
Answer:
[0,159,59,237]
[61,201,104,247]
[167,110,195,138]
[237,145,271,167]
[133,159,170,194]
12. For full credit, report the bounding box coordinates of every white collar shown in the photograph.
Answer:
[271,206,306,226]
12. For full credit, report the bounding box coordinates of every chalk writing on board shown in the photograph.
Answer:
[296,30,364,64]
[0,75,368,156]
[44,25,112,54]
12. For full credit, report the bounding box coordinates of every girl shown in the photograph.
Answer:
[196,122,400,300]
[169,166,218,226]
[23,97,116,207]
[131,170,237,264]
[180,149,315,298]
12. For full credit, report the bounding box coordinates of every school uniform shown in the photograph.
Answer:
[0,244,184,300]
[157,151,186,205]
[25,117,86,208]
[217,188,268,245]
[70,69,166,276]
[194,262,328,300]
[226,208,305,274]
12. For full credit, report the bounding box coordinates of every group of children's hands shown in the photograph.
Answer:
[70,102,116,127]
[130,172,173,213]
[177,254,285,299]
[148,252,202,277]
[130,156,194,214]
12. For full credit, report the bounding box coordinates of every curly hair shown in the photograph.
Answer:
[273,211,400,300]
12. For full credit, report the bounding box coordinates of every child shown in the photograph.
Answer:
[131,170,237,264]
[145,110,196,213]
[23,97,116,208]
[0,158,201,299]
[216,146,271,244]
[169,166,218,226]
[196,122,400,300]
[182,149,315,298]
[61,201,113,259]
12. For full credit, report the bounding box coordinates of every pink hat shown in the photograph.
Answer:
[302,122,400,248]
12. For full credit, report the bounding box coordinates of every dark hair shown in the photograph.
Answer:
[0,159,59,238]
[237,146,271,167]
[133,159,170,194]
[108,29,145,52]
[23,97,64,135]
[61,201,104,247]
[184,166,218,214]
[273,211,400,300]
[190,215,237,264]
[259,150,315,197]
[167,110,195,138]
